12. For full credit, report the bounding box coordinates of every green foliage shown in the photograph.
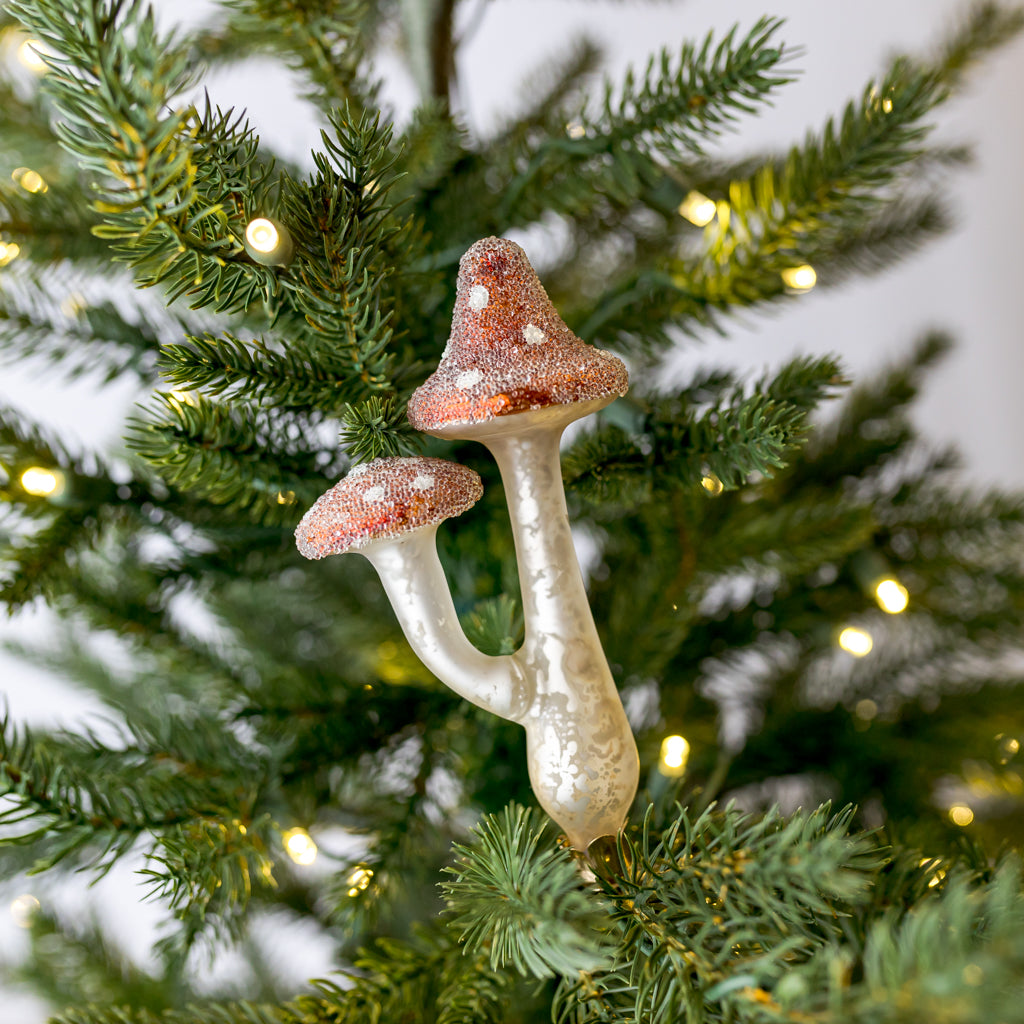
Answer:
[499,18,796,223]
[2,1,1024,1022]
[339,394,421,463]
[563,355,846,505]
[442,804,616,978]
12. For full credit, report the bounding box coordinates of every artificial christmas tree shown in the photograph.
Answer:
[1,1,1023,1021]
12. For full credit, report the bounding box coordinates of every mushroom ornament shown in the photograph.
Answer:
[297,239,639,851]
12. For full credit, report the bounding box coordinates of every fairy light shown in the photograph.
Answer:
[14,168,47,194]
[701,471,724,496]
[874,578,909,614]
[565,121,586,139]
[996,734,1020,764]
[855,698,878,721]
[838,626,873,657]
[10,894,39,928]
[918,858,946,888]
[0,241,20,267]
[948,803,974,827]
[659,734,690,777]
[243,217,293,266]
[275,490,296,505]
[678,190,717,227]
[20,466,64,497]
[17,38,50,72]
[781,265,817,291]
[346,866,374,897]
[882,97,894,113]
[246,218,280,254]
[282,827,318,865]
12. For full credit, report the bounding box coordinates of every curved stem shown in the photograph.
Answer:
[484,426,639,850]
[363,529,530,723]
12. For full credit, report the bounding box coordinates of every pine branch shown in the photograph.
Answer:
[575,5,1024,347]
[159,331,369,413]
[563,355,846,505]
[8,0,281,309]
[215,0,378,115]
[497,18,795,224]
[126,394,333,522]
[0,293,165,385]
[442,804,617,978]
[555,804,883,1023]
[16,910,187,1013]
[279,107,407,401]
[339,394,422,463]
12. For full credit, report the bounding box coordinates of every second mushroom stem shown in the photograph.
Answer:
[365,531,530,722]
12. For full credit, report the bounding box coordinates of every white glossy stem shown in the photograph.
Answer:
[485,426,639,851]
[363,530,531,723]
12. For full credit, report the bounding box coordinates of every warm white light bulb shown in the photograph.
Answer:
[0,242,20,267]
[243,217,293,265]
[17,38,49,72]
[678,190,717,227]
[659,734,690,776]
[245,218,280,254]
[20,466,63,497]
[781,265,817,291]
[874,578,909,614]
[565,121,586,139]
[838,626,873,657]
[9,894,39,928]
[346,866,374,897]
[701,471,724,496]
[283,827,317,865]
[948,803,974,827]
[16,169,47,194]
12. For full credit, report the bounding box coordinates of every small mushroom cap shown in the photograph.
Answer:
[295,456,483,559]
[407,237,628,433]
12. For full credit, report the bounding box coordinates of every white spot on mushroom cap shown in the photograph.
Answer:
[362,485,386,503]
[468,284,489,310]
[456,368,483,390]
[523,323,547,345]
[412,474,434,490]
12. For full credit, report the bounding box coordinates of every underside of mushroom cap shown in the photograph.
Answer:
[407,237,628,432]
[295,456,483,559]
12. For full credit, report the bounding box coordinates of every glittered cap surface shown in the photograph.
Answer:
[295,456,483,559]
[407,237,628,431]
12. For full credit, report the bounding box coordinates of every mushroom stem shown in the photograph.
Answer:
[484,424,639,850]
[363,528,531,723]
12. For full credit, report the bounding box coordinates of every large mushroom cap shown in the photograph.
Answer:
[407,237,628,433]
[295,456,483,559]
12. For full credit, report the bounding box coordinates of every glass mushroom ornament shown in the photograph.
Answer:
[296,238,639,851]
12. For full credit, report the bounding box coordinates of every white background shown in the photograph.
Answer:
[1,1,1022,1019]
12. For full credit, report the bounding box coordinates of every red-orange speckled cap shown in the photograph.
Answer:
[295,456,483,559]
[407,237,628,432]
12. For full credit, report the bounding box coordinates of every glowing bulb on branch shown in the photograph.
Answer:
[948,803,974,827]
[20,466,64,497]
[282,827,317,865]
[701,470,724,496]
[0,241,20,267]
[13,168,47,193]
[17,38,50,73]
[874,577,909,614]
[244,217,293,266]
[781,264,817,291]
[678,190,717,227]
[838,626,873,657]
[346,866,374,897]
[10,894,39,928]
[659,734,690,777]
